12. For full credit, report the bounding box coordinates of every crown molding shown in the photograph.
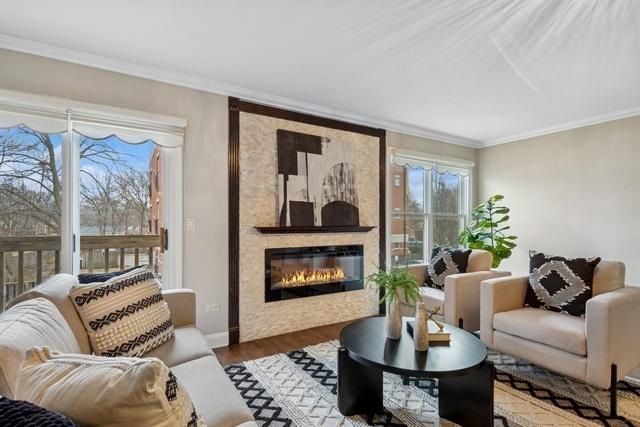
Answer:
[480,106,640,148]
[0,33,482,148]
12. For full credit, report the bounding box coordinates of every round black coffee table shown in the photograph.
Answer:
[338,316,494,426]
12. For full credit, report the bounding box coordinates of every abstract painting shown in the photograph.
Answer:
[277,129,359,227]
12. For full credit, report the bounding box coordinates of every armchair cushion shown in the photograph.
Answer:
[418,286,445,314]
[494,308,586,356]
[424,247,471,290]
[467,249,493,272]
[525,250,601,317]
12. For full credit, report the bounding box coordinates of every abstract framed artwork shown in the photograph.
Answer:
[277,129,359,227]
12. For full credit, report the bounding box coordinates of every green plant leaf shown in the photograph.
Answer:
[461,194,516,268]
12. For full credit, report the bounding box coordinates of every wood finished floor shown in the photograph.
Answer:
[213,319,360,366]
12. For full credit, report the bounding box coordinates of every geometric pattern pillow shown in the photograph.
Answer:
[15,348,205,427]
[70,267,174,357]
[525,250,601,317]
[424,247,472,290]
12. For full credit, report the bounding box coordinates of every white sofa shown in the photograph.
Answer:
[0,274,257,427]
[480,260,640,415]
[402,249,510,332]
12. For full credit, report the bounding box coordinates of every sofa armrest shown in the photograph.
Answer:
[586,286,640,388]
[479,275,528,348]
[162,289,196,327]
[444,270,511,331]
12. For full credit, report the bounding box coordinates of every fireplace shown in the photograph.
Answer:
[265,245,364,302]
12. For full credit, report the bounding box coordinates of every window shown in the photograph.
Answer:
[0,89,185,303]
[388,150,473,267]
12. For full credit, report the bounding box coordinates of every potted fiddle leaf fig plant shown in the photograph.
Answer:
[458,194,517,268]
[367,266,421,339]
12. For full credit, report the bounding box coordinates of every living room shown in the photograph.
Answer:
[0,1,639,426]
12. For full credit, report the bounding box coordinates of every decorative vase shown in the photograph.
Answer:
[386,293,402,339]
[413,302,429,351]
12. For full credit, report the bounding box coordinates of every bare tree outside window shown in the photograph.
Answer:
[0,125,154,288]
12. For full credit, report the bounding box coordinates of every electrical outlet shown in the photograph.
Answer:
[205,303,219,312]
[186,217,196,232]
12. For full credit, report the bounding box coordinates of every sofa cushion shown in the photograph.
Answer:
[8,274,91,354]
[424,247,472,290]
[171,356,254,427]
[145,326,213,368]
[70,267,174,357]
[16,348,205,427]
[0,298,82,398]
[525,250,601,317]
[419,286,445,315]
[493,307,586,356]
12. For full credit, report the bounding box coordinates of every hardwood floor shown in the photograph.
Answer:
[213,319,360,366]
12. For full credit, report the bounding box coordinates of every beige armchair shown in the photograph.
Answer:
[480,260,640,416]
[401,249,511,332]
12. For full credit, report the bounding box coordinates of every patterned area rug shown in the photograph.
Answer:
[224,340,640,426]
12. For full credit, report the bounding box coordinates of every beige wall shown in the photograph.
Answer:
[477,116,640,283]
[386,131,477,162]
[0,48,229,336]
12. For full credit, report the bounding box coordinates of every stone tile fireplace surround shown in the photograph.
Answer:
[231,99,384,343]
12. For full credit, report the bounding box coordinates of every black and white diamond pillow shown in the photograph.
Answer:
[525,250,601,317]
[424,247,472,290]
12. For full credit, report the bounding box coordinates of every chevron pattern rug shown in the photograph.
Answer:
[224,340,640,426]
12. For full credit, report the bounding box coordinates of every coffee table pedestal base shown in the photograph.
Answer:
[439,361,494,427]
[337,347,383,423]
[338,347,494,427]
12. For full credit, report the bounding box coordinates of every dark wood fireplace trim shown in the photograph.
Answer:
[228,97,387,344]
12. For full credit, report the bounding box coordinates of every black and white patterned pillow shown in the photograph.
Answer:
[0,396,77,427]
[77,265,144,284]
[70,267,174,357]
[424,247,472,290]
[525,250,601,317]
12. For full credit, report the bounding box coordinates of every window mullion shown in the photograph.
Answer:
[425,169,432,263]
[60,118,80,274]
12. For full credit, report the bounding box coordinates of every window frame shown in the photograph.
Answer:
[0,89,185,289]
[386,148,473,267]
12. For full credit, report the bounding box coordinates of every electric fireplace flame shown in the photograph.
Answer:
[276,266,346,289]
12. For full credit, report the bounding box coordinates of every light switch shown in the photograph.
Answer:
[186,217,196,232]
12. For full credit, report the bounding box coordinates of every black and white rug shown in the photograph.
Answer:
[224,340,640,426]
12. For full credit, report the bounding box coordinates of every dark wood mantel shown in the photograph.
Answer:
[254,226,376,234]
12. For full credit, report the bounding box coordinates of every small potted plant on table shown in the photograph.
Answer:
[367,266,421,339]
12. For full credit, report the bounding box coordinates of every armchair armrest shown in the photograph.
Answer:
[586,286,640,388]
[479,275,528,348]
[162,289,196,327]
[444,270,511,331]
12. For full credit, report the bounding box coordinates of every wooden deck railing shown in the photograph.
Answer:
[0,234,161,311]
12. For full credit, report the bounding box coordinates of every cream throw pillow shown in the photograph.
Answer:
[70,267,174,357]
[15,347,205,427]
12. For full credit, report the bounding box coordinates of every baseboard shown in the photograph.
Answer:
[205,332,229,349]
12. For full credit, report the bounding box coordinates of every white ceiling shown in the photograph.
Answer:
[0,0,639,147]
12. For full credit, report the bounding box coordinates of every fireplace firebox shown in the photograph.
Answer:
[265,245,364,302]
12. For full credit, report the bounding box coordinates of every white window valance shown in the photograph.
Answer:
[0,89,186,147]
[391,148,474,177]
